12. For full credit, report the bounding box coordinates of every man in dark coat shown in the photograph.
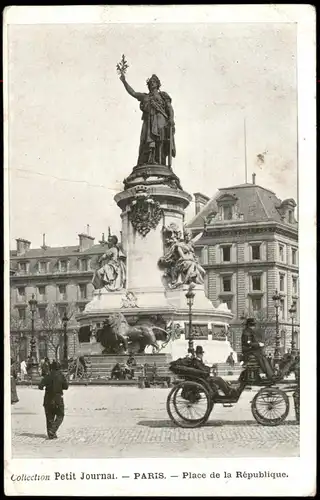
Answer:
[241,318,274,379]
[38,360,69,439]
[192,346,238,397]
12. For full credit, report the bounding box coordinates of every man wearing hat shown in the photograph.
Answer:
[241,318,273,379]
[193,345,238,397]
[38,360,69,439]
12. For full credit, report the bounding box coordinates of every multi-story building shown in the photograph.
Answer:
[10,230,108,362]
[187,175,299,354]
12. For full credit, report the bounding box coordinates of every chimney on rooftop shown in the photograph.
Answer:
[16,238,31,256]
[99,233,106,245]
[78,232,95,252]
[252,173,256,185]
[41,233,48,250]
[87,224,90,236]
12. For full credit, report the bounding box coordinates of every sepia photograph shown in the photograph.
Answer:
[4,5,316,497]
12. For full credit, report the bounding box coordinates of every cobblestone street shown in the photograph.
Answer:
[11,386,299,459]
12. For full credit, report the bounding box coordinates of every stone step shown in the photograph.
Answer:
[80,353,173,379]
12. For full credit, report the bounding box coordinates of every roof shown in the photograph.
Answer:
[187,183,298,229]
[10,243,107,260]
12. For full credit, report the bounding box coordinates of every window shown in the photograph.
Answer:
[251,298,262,312]
[279,244,284,262]
[252,275,261,291]
[60,260,68,272]
[279,274,285,292]
[288,210,294,223]
[38,261,47,274]
[19,262,27,273]
[38,306,47,320]
[292,277,298,296]
[58,284,67,301]
[17,287,26,302]
[80,259,88,272]
[222,276,232,292]
[279,299,285,319]
[222,246,231,262]
[251,244,261,261]
[18,308,26,320]
[79,284,87,300]
[292,248,297,265]
[37,286,46,301]
[58,305,67,319]
[222,298,233,311]
[223,205,233,220]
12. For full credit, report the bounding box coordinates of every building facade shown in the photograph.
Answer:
[10,231,109,362]
[188,177,299,354]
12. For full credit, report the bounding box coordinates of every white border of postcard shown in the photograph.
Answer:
[3,4,316,497]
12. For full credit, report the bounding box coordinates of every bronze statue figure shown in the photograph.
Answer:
[158,226,206,288]
[119,72,176,166]
[92,234,126,291]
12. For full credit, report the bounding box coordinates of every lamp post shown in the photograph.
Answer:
[289,302,297,353]
[62,312,69,370]
[28,294,39,380]
[185,284,196,355]
[272,289,282,364]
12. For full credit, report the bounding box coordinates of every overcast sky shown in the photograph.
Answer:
[8,22,297,249]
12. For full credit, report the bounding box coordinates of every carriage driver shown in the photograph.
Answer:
[241,318,274,379]
[193,346,239,397]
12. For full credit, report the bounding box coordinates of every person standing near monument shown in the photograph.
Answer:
[38,360,69,439]
[119,72,176,166]
[11,358,19,404]
[20,359,27,382]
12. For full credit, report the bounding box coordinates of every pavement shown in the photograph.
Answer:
[10,386,299,459]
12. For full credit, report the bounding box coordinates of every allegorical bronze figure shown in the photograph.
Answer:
[117,56,176,167]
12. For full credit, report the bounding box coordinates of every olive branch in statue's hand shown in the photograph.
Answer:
[116,55,129,78]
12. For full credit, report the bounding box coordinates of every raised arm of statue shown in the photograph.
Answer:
[120,74,145,102]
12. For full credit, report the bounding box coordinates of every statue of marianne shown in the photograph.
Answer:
[119,73,176,167]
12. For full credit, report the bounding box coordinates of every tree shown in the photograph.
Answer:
[38,303,76,361]
[252,308,276,349]
[10,307,30,361]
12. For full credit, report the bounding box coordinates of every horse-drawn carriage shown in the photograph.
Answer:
[166,351,300,428]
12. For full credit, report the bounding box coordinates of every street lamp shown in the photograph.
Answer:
[28,293,39,380]
[62,312,69,370]
[272,289,282,364]
[289,302,297,352]
[185,284,196,355]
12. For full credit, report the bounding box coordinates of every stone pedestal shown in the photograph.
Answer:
[76,163,236,363]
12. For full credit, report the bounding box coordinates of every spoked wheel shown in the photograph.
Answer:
[166,381,211,428]
[251,387,290,426]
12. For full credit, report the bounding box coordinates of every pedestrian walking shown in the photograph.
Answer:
[226,352,235,368]
[11,358,19,404]
[38,360,69,440]
[20,359,27,382]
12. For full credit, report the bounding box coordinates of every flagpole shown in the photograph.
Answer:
[244,118,248,183]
